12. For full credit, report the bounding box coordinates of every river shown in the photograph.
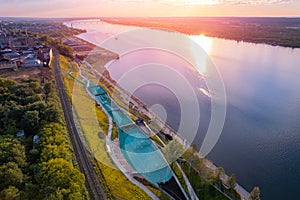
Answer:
[65,20,300,200]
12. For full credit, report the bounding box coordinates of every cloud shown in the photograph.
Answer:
[0,0,293,6]
[217,0,293,5]
[108,0,293,5]
[0,0,296,17]
[109,0,218,5]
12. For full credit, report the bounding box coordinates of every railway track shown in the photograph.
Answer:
[52,50,107,200]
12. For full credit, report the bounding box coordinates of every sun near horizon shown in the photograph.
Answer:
[0,0,299,18]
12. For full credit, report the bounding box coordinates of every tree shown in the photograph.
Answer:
[37,158,85,199]
[0,186,20,200]
[0,137,26,168]
[0,162,23,189]
[28,81,42,94]
[0,79,16,93]
[217,167,225,180]
[24,94,45,108]
[10,84,35,101]
[249,186,261,200]
[8,104,24,122]
[44,82,53,96]
[0,118,18,136]
[43,105,61,123]
[38,123,67,146]
[21,110,40,133]
[23,182,41,200]
[40,144,70,162]
[28,148,40,164]
[38,34,49,43]
[227,174,237,189]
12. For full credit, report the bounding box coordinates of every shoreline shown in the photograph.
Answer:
[73,56,250,200]
[101,17,300,49]
[66,33,250,199]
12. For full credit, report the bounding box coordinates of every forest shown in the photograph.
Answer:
[103,17,300,48]
[0,78,87,200]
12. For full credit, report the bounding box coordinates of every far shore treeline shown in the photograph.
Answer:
[102,17,300,48]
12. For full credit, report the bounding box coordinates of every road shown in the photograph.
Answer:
[52,50,107,200]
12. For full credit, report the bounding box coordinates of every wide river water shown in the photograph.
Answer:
[66,20,300,199]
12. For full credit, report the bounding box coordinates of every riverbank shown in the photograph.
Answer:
[102,17,300,49]
[63,31,250,199]
[65,18,300,199]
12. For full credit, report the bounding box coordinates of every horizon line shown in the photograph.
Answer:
[1,16,300,19]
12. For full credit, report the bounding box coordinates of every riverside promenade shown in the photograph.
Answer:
[71,58,250,200]
[90,60,250,199]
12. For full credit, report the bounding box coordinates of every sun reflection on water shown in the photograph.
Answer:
[189,34,213,74]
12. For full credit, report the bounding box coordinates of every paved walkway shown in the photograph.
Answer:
[108,138,136,174]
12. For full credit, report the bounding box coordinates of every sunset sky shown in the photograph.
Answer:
[0,0,299,17]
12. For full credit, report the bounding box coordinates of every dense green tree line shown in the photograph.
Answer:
[47,37,74,58]
[0,78,86,200]
[103,17,300,48]
[38,35,74,58]
[0,79,61,135]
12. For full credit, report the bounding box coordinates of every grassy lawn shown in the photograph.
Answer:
[170,163,190,199]
[180,161,228,200]
[150,134,164,147]
[59,56,77,100]
[111,124,119,140]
